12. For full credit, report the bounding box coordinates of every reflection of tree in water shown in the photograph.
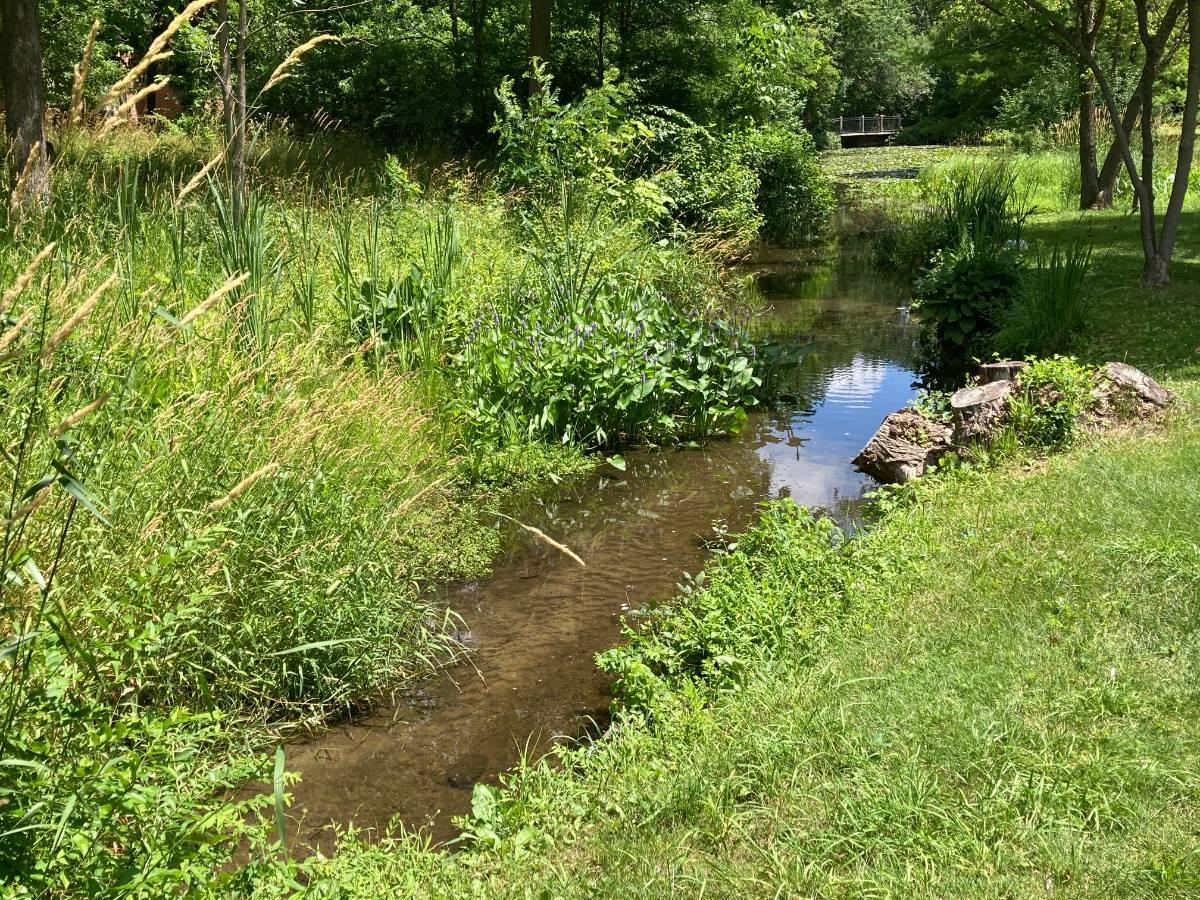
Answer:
[754,246,920,409]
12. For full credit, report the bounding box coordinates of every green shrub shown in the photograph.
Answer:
[649,116,763,250]
[449,279,771,451]
[1010,356,1096,449]
[492,71,668,229]
[740,126,834,246]
[913,238,1024,373]
[599,502,847,711]
[996,240,1093,358]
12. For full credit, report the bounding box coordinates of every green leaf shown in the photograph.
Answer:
[606,454,627,472]
[273,745,288,853]
[266,637,363,657]
[50,462,109,526]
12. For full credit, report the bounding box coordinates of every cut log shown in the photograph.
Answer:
[1101,362,1174,407]
[853,408,953,484]
[951,380,1011,444]
[979,360,1027,384]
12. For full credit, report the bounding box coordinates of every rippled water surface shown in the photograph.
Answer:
[283,247,920,852]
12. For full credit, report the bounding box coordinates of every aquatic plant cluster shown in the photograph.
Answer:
[452,285,765,449]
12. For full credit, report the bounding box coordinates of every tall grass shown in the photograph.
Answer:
[0,128,544,892]
[874,161,1031,278]
[997,239,1094,357]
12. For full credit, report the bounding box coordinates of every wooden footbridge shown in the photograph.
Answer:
[833,115,902,146]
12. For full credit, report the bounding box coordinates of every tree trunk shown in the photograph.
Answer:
[1096,91,1142,207]
[1152,0,1200,285]
[217,0,235,178]
[2,0,50,210]
[1076,0,1102,209]
[597,0,607,84]
[853,408,953,484]
[951,381,1012,444]
[231,0,248,216]
[528,0,552,94]
[471,0,489,127]
[617,0,631,76]
[1078,78,1102,208]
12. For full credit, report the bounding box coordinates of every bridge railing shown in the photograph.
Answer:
[832,115,902,135]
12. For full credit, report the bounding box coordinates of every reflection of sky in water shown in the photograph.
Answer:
[754,356,919,507]
[736,251,921,517]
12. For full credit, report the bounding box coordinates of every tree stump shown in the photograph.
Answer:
[1092,362,1175,421]
[1102,362,1174,407]
[951,380,1011,444]
[853,408,954,484]
[979,360,1027,384]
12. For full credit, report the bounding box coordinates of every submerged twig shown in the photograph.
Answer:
[496,513,586,567]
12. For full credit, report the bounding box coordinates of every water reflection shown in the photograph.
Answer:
[283,244,919,852]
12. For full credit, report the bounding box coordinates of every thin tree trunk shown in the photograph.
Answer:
[1148,0,1200,286]
[1077,0,1102,208]
[450,0,460,45]
[617,0,631,76]
[1079,77,1102,207]
[528,0,552,94]
[231,0,248,216]
[217,0,235,175]
[1097,90,1142,207]
[1135,0,1160,276]
[2,0,50,209]
[597,0,607,84]
[471,0,488,127]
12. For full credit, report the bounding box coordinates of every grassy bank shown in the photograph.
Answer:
[302,394,1200,897]
[252,148,1200,896]
[2,112,791,892]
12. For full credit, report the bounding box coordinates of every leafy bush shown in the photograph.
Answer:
[740,126,834,246]
[493,71,667,229]
[996,240,1093,358]
[1010,356,1097,449]
[648,115,763,251]
[450,279,769,450]
[913,238,1024,372]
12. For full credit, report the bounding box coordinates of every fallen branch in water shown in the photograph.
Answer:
[496,513,586,568]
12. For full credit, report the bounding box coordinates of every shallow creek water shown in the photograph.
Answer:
[283,247,920,853]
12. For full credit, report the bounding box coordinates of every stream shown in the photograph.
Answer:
[283,246,920,854]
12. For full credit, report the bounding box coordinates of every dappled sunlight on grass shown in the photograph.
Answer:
[1028,210,1200,378]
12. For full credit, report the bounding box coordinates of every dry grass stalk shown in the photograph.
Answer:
[178,272,250,328]
[1,243,57,317]
[208,462,280,512]
[51,392,113,437]
[259,35,340,97]
[9,143,45,214]
[496,513,587,567]
[386,479,446,522]
[98,79,173,135]
[69,20,101,125]
[2,485,53,528]
[0,309,36,361]
[177,150,226,204]
[92,0,215,112]
[41,274,117,361]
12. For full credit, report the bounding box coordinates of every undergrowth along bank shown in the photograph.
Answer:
[2,73,833,891]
